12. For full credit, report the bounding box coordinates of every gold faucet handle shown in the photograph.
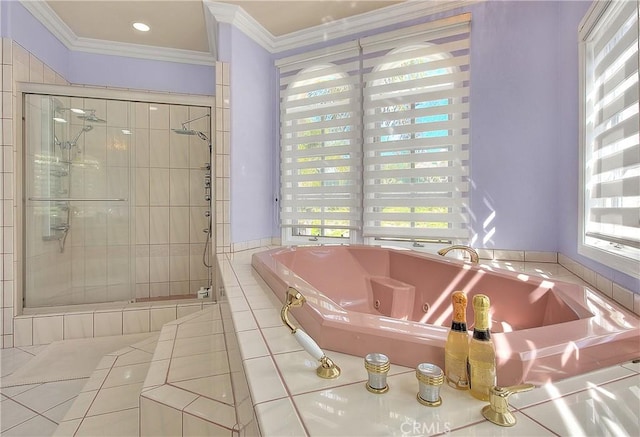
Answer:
[482,383,535,427]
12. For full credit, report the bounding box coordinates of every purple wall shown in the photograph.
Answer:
[469,0,561,251]
[67,51,214,96]
[218,24,276,243]
[2,0,214,96]
[1,0,70,77]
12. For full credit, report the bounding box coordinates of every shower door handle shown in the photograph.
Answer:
[29,197,128,202]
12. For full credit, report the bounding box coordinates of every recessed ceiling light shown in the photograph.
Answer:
[70,108,85,114]
[133,22,150,32]
[53,117,67,123]
[121,129,132,135]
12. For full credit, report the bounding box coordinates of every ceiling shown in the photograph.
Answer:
[45,0,403,53]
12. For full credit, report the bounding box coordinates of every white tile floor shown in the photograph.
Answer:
[0,334,158,437]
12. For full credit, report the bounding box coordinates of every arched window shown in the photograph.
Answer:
[363,40,470,243]
[280,62,361,241]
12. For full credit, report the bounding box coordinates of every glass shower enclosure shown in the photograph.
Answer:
[23,94,134,307]
[21,89,213,309]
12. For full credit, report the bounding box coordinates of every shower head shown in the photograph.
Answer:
[172,127,210,143]
[77,110,105,123]
[172,127,199,135]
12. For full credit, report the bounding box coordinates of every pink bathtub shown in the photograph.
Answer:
[252,245,640,386]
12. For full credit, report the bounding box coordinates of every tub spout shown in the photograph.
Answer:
[281,287,341,379]
[437,245,479,264]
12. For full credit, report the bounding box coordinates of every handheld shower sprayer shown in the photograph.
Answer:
[281,287,341,379]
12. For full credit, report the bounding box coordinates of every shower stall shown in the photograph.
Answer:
[21,88,213,309]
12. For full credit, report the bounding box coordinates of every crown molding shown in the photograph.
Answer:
[20,0,215,66]
[203,1,275,52]
[205,0,481,54]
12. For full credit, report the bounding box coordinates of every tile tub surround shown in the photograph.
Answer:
[139,303,259,436]
[214,248,640,436]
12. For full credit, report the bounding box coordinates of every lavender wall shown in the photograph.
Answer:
[218,24,276,243]
[469,0,561,250]
[1,0,70,77]
[1,0,214,96]
[67,51,214,96]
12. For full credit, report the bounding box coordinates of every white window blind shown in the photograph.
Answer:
[277,43,362,239]
[277,14,471,245]
[361,14,471,240]
[582,0,639,259]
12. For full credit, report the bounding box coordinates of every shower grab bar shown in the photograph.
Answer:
[28,197,127,202]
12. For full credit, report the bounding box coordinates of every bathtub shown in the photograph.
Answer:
[252,245,640,386]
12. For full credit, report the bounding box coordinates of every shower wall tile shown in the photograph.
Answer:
[135,129,150,167]
[43,65,56,85]
[149,207,169,244]
[149,129,170,168]
[107,129,130,167]
[136,245,150,283]
[2,65,11,96]
[170,131,189,168]
[107,100,129,128]
[190,206,208,244]
[94,311,123,337]
[149,244,170,283]
[189,137,209,169]
[2,119,13,145]
[71,247,85,288]
[136,283,150,300]
[29,54,44,83]
[149,168,170,206]
[64,312,93,339]
[170,281,190,296]
[170,207,190,244]
[107,245,129,285]
[85,246,107,287]
[135,103,150,129]
[170,105,189,129]
[169,169,190,206]
[150,282,169,299]
[33,315,63,344]
[189,169,208,207]
[135,167,150,206]
[169,244,190,282]
[149,104,169,130]
[136,207,150,245]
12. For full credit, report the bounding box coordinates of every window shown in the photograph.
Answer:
[578,0,639,277]
[277,15,471,247]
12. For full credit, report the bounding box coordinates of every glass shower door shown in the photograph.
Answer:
[23,94,134,307]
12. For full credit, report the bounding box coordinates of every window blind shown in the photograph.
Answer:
[361,14,471,240]
[584,0,639,250]
[277,42,362,237]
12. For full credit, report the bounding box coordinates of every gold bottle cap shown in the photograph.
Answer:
[473,294,490,310]
[452,291,467,323]
[473,294,491,331]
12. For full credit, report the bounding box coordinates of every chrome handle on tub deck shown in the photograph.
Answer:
[281,287,341,379]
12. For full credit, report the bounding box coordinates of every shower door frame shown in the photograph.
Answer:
[15,82,216,316]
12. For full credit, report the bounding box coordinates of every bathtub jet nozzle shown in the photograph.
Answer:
[281,287,341,379]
